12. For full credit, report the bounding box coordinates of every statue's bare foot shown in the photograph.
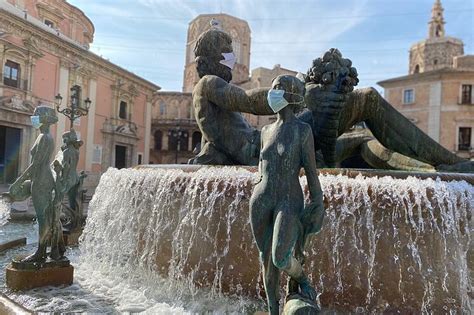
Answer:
[49,249,65,261]
[299,279,317,301]
[21,251,46,263]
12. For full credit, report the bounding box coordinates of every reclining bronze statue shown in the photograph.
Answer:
[189,27,472,173]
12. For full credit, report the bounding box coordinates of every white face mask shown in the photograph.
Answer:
[219,52,236,70]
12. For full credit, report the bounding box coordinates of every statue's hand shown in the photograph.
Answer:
[53,160,62,174]
[301,200,325,236]
[305,84,347,112]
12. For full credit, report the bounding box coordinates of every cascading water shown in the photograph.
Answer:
[79,166,472,313]
[0,198,10,226]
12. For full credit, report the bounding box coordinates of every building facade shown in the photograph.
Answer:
[378,0,474,159]
[151,14,297,164]
[0,0,160,186]
[150,92,201,164]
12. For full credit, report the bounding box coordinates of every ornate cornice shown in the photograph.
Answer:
[36,2,65,25]
[0,9,160,94]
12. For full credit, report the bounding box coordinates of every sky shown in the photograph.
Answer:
[68,0,474,92]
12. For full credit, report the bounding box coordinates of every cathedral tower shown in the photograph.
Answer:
[182,14,251,93]
[409,0,464,74]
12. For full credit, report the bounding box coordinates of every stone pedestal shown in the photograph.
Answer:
[283,296,320,315]
[6,258,73,291]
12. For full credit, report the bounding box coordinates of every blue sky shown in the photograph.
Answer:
[68,0,473,92]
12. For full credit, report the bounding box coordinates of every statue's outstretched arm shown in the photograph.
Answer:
[341,87,465,167]
[196,75,274,115]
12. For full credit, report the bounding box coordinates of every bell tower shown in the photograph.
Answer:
[409,0,463,74]
[428,0,445,38]
[182,14,251,93]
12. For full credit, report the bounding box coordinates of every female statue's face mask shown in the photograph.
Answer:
[219,52,236,70]
[267,89,303,113]
[30,116,41,129]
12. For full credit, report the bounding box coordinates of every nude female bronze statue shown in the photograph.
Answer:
[3,106,65,262]
[250,75,325,314]
[53,129,85,230]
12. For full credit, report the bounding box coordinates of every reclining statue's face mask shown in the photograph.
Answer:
[219,52,236,70]
[30,116,41,129]
[267,89,303,113]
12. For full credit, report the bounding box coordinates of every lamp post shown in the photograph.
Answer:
[55,85,91,128]
[168,127,182,164]
[54,85,91,231]
[168,126,188,164]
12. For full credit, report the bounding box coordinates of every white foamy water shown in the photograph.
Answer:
[1,166,472,313]
[0,198,10,226]
[80,167,472,313]
[79,167,260,314]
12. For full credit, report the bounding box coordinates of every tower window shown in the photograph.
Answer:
[44,19,54,28]
[458,127,472,151]
[461,85,472,104]
[403,89,415,104]
[3,60,20,88]
[119,100,128,119]
[433,59,438,65]
[414,65,420,74]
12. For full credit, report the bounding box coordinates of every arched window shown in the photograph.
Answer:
[159,101,166,116]
[433,59,438,65]
[119,100,128,119]
[435,25,442,37]
[192,131,202,151]
[154,130,162,150]
[414,65,420,74]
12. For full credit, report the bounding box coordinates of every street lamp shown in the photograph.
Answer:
[168,127,188,164]
[55,85,91,128]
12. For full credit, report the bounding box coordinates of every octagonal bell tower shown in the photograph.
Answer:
[409,0,464,74]
[183,14,251,93]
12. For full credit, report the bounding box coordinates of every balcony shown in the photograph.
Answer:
[152,118,197,128]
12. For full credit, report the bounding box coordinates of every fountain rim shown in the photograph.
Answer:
[136,165,474,185]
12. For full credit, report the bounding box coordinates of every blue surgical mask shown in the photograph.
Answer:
[30,116,41,129]
[267,89,304,113]
[219,52,236,70]
[267,89,289,113]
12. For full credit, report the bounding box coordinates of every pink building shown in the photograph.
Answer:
[0,0,160,187]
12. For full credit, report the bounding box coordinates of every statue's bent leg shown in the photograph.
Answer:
[22,203,48,262]
[272,207,316,301]
[343,88,465,167]
[250,194,280,314]
[189,142,234,165]
[360,139,436,172]
[50,203,66,260]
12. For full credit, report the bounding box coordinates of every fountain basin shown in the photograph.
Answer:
[82,166,472,313]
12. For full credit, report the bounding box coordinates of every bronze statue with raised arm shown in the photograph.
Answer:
[190,27,473,173]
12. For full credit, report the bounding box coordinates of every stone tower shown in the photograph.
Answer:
[409,0,464,74]
[182,14,251,93]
